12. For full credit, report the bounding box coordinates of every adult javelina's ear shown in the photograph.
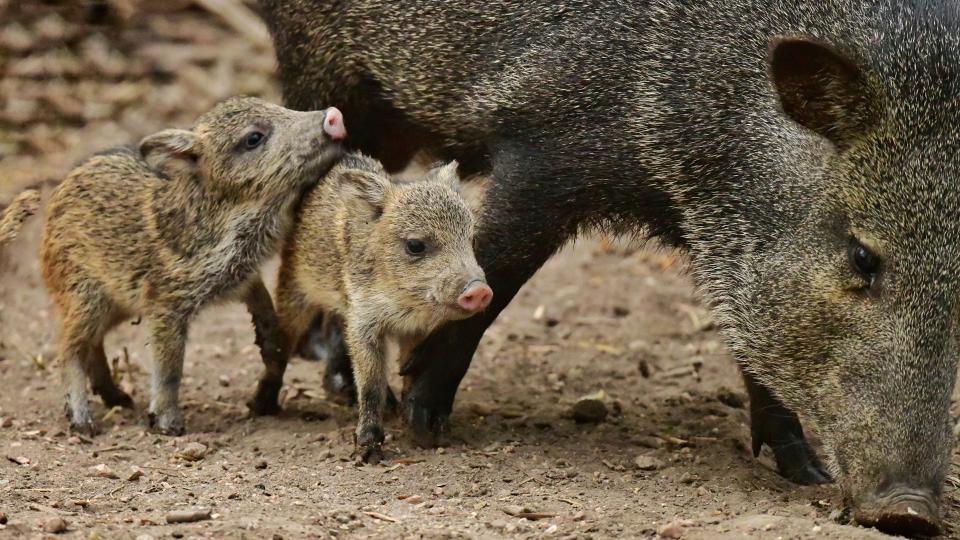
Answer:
[769,37,881,150]
[341,170,393,217]
[428,160,461,192]
[139,129,199,178]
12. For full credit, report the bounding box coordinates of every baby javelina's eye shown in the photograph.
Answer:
[848,237,881,286]
[405,239,427,256]
[243,131,266,150]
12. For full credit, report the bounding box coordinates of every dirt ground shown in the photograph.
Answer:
[2,4,959,540]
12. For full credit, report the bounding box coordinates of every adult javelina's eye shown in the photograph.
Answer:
[848,238,880,285]
[405,239,426,256]
[243,131,266,150]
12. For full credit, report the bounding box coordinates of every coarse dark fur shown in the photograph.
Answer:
[260,1,960,534]
[41,97,342,436]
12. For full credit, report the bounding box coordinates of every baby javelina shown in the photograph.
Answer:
[41,97,346,435]
[270,154,492,462]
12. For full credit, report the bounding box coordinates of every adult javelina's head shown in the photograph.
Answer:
[734,24,960,537]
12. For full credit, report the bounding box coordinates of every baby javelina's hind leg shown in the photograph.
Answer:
[57,290,116,435]
[146,313,189,435]
[88,341,134,409]
[246,277,290,415]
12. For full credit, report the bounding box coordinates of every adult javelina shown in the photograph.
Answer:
[261,0,960,534]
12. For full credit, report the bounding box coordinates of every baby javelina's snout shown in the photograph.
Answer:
[457,279,493,313]
[267,153,490,462]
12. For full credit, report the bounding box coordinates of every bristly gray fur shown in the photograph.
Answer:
[260,0,960,528]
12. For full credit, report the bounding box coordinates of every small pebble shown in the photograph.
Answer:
[570,392,608,423]
[658,519,690,539]
[487,519,508,530]
[503,505,526,516]
[255,460,268,470]
[165,508,212,524]
[43,516,68,534]
[178,442,208,462]
[89,464,118,479]
[126,466,143,481]
[634,454,664,471]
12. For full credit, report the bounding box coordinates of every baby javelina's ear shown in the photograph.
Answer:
[341,169,393,217]
[138,129,199,179]
[427,160,460,192]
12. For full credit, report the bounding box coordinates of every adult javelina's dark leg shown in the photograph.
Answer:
[743,372,830,485]
[398,141,588,445]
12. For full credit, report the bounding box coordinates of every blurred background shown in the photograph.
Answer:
[0,0,279,201]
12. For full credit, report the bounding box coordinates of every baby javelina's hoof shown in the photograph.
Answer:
[247,378,284,416]
[355,424,386,464]
[261,154,491,463]
[40,96,345,437]
[148,408,186,437]
[64,402,99,436]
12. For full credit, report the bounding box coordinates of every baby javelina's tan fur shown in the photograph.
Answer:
[270,153,492,462]
[41,96,346,436]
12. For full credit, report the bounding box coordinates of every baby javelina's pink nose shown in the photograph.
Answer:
[323,107,347,140]
[457,280,493,313]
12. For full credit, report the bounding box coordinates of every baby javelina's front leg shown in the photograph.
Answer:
[40,97,345,436]
[273,154,492,463]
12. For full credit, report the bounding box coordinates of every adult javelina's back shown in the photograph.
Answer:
[261,1,960,534]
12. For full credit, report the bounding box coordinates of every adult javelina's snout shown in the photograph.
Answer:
[736,35,960,536]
